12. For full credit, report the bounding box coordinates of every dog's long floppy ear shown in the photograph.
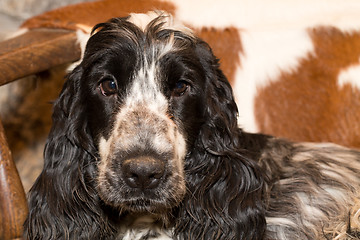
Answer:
[175,41,266,240]
[23,66,116,239]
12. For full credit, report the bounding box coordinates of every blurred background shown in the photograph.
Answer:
[0,0,95,39]
[0,0,94,192]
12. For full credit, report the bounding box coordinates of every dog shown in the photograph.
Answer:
[24,12,360,240]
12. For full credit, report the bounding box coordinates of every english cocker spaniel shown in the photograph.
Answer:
[24,12,360,240]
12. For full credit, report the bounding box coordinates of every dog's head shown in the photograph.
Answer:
[65,12,238,214]
[26,12,265,239]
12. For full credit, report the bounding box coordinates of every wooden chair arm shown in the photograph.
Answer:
[0,29,81,86]
[0,117,28,239]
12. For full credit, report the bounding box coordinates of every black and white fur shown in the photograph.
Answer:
[24,12,360,240]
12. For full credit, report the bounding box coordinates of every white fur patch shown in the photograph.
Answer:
[128,11,193,37]
[127,63,167,111]
[119,216,173,240]
[266,217,298,228]
[121,230,173,240]
[337,62,360,90]
[3,27,28,40]
[128,12,160,31]
[98,136,111,166]
[234,29,313,132]
[171,0,360,31]
[67,29,90,72]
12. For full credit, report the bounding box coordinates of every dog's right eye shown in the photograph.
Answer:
[172,80,190,97]
[99,78,118,96]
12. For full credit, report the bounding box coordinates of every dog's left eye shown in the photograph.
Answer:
[99,78,118,96]
[172,80,189,96]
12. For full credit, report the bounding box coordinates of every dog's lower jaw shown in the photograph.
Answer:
[116,213,174,240]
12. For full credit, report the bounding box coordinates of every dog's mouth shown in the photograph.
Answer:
[98,180,185,214]
[119,197,177,213]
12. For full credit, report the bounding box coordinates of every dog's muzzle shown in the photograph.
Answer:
[97,106,187,210]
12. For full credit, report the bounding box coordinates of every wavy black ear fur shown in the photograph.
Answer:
[23,67,117,239]
[175,40,266,240]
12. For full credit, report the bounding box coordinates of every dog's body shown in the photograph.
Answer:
[24,12,360,240]
[116,137,360,240]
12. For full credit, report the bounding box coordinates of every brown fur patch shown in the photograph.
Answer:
[255,27,360,148]
[195,27,242,85]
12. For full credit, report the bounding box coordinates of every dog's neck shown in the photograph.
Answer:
[116,213,173,240]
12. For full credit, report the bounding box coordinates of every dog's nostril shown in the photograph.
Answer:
[122,157,165,189]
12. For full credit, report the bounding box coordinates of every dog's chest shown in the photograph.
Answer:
[116,215,173,240]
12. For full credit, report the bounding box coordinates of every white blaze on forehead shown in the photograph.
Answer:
[124,13,190,112]
[126,61,168,113]
[98,59,183,162]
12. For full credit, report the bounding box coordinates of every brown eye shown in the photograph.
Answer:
[99,78,118,96]
[173,80,189,96]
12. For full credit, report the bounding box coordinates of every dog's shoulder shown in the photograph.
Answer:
[244,133,360,239]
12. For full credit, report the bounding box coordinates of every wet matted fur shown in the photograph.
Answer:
[24,12,360,240]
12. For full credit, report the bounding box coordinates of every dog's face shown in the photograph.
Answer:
[75,13,212,213]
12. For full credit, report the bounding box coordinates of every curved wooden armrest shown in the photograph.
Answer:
[0,29,81,86]
[0,0,177,85]
[0,118,28,239]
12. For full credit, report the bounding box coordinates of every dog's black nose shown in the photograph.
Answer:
[122,156,165,189]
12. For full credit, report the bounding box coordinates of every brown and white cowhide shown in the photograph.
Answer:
[20,0,360,149]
